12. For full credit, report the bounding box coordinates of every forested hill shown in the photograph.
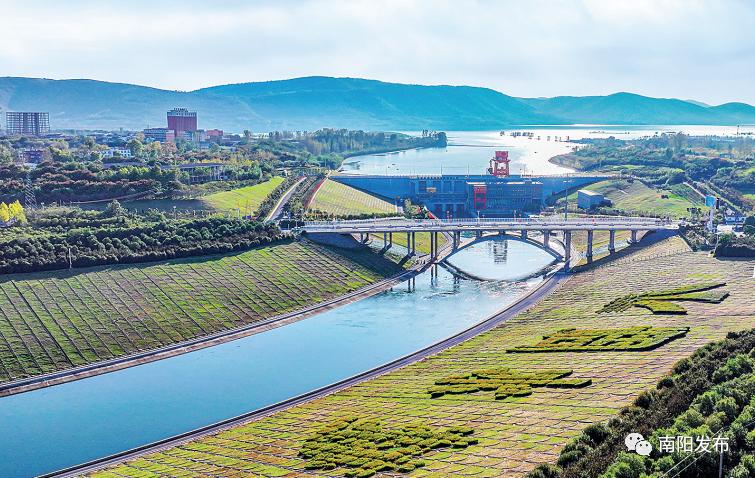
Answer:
[2,76,754,131]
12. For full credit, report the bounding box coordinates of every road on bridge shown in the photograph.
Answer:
[296,216,679,234]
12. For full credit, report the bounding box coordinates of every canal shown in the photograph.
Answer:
[1,237,557,478]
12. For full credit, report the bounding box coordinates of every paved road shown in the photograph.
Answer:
[299,217,678,233]
[265,176,306,222]
[45,268,569,478]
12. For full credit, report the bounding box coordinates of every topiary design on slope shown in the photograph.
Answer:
[429,368,592,400]
[507,326,689,353]
[299,416,477,477]
[598,282,728,315]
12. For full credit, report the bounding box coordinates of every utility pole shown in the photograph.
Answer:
[719,448,724,478]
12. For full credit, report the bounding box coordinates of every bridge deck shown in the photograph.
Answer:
[297,217,679,234]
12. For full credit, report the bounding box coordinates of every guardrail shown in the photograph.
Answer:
[301,216,674,228]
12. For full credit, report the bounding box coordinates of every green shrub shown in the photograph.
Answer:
[429,368,591,400]
[598,282,728,315]
[508,326,689,353]
[299,417,476,476]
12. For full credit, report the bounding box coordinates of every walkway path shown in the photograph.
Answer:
[265,176,306,222]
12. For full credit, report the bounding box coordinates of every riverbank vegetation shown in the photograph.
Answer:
[89,236,755,477]
[0,240,402,385]
[528,328,755,478]
[551,133,754,214]
[0,206,285,274]
[556,179,702,219]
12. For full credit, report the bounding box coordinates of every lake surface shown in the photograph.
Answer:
[340,126,748,176]
[0,237,553,478]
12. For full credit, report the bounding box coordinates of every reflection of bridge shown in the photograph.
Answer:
[296,217,679,266]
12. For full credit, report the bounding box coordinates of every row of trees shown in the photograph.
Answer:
[0,216,285,274]
[0,161,184,203]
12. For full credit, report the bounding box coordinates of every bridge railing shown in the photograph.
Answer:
[301,216,673,228]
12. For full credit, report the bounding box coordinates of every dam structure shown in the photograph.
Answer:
[331,173,611,218]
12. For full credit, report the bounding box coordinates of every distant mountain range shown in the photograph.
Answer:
[1,76,754,132]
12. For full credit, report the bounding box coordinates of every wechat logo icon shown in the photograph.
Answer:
[625,433,653,456]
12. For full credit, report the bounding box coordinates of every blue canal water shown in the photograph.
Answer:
[446,237,558,281]
[0,237,556,478]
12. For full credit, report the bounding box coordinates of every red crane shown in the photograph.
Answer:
[488,150,510,177]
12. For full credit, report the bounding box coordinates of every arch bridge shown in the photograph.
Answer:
[295,217,679,267]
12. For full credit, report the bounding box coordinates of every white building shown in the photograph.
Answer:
[102,147,133,159]
[577,189,604,209]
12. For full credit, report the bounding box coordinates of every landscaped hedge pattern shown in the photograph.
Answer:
[89,236,755,478]
[429,368,592,400]
[528,329,755,478]
[300,416,476,477]
[0,240,402,384]
[507,326,690,353]
[598,282,728,315]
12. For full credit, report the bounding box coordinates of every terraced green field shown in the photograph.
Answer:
[0,240,401,384]
[309,179,396,216]
[567,179,702,218]
[201,177,285,214]
[90,236,755,477]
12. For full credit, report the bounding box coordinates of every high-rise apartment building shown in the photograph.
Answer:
[5,112,50,136]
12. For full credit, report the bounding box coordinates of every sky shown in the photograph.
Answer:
[1,0,754,105]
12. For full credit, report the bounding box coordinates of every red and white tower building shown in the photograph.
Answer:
[167,108,197,138]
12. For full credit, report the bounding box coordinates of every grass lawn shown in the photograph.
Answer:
[90,238,755,477]
[309,179,396,216]
[0,240,401,384]
[200,177,285,214]
[568,179,702,218]
[370,231,447,255]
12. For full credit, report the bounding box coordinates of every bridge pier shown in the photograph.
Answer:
[411,232,416,255]
[542,230,550,249]
[521,230,528,241]
[586,230,594,262]
[406,232,412,255]
[630,230,639,245]
[608,230,616,253]
[563,231,572,268]
[475,230,482,239]
[453,231,461,249]
[383,232,387,247]
[389,232,393,247]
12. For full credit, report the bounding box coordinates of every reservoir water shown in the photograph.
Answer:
[0,237,556,478]
[340,126,748,176]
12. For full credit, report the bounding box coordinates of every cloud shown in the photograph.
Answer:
[0,0,753,104]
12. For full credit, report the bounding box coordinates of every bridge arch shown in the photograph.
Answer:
[444,230,564,261]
